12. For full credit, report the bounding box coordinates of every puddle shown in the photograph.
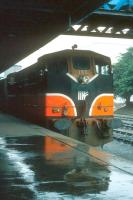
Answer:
[0,136,133,200]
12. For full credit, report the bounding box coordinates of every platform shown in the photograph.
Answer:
[0,112,133,199]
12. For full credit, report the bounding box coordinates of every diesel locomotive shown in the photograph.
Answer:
[0,49,114,146]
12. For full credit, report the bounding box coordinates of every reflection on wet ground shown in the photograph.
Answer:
[0,136,133,200]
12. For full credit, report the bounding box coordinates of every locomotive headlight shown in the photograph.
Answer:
[52,107,61,113]
[52,106,68,116]
[78,75,89,84]
[83,76,89,83]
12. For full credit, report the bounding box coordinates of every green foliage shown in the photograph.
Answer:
[113,47,133,103]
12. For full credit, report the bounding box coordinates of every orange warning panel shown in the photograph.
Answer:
[44,94,77,117]
[90,94,114,117]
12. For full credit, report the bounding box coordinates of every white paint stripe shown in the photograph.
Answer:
[46,93,77,116]
[66,73,98,84]
[89,93,114,116]
[88,74,98,83]
[66,73,78,82]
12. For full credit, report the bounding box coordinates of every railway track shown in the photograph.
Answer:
[113,114,133,144]
[115,114,133,122]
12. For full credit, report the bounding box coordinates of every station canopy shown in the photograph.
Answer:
[0,0,132,73]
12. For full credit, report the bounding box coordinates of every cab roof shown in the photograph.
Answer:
[39,49,111,63]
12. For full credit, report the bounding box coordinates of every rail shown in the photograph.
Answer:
[113,114,133,144]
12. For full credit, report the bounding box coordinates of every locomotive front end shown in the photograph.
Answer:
[43,49,114,146]
[68,50,113,146]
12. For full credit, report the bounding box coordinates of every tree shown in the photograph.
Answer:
[113,47,133,105]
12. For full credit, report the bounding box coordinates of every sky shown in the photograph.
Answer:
[0,35,133,78]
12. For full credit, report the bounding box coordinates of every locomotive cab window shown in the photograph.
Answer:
[95,58,111,75]
[72,56,91,70]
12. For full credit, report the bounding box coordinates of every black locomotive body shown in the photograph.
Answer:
[0,50,114,146]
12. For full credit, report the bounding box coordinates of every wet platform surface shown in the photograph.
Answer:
[0,135,133,200]
[0,112,133,199]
